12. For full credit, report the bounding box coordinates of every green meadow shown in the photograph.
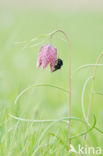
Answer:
[0,8,103,155]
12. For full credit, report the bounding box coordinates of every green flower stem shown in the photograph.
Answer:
[50,29,72,148]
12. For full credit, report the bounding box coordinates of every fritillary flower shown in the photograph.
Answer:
[37,44,57,71]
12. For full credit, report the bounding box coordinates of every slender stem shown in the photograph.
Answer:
[87,52,103,122]
[50,29,72,148]
[83,52,103,141]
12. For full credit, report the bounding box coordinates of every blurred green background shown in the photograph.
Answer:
[0,0,103,155]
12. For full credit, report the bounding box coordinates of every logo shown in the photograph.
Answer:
[69,144,101,155]
[69,144,77,153]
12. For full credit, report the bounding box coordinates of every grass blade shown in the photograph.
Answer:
[81,76,103,134]
[15,83,69,105]
[70,115,96,140]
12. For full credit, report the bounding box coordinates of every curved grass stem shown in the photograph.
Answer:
[87,52,103,122]
[31,116,95,155]
[15,83,69,105]
[82,52,103,140]
[81,76,103,135]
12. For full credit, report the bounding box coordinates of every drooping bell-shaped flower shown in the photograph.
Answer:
[37,44,57,71]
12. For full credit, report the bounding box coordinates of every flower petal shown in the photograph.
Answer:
[36,56,42,68]
[36,44,57,71]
